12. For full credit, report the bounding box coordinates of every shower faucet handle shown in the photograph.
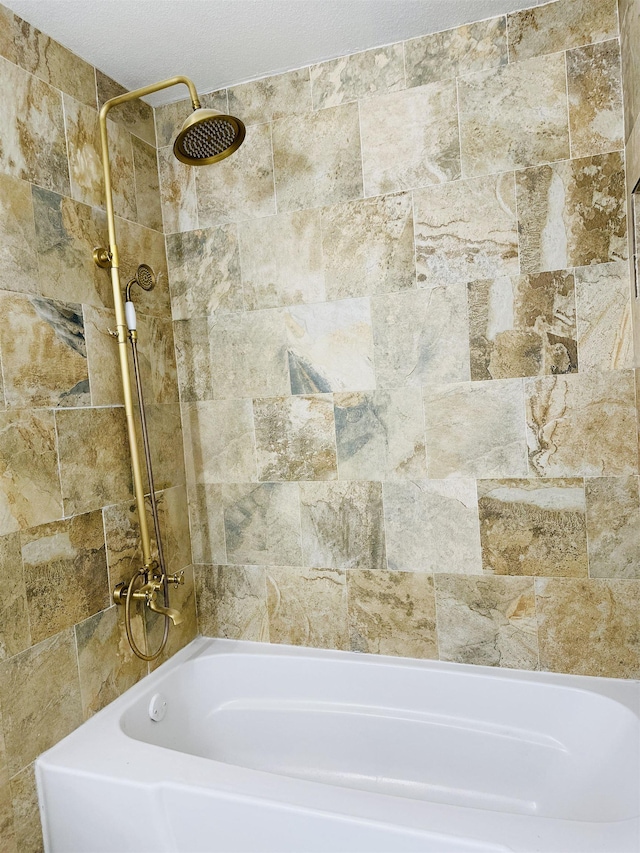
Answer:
[170,570,185,588]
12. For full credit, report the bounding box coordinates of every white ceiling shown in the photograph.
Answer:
[4,0,544,106]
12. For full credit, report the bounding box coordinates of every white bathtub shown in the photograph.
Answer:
[37,637,640,853]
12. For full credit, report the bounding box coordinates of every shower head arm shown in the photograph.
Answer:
[99,75,201,120]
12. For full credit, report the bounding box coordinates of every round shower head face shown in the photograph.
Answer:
[136,264,156,291]
[173,108,246,165]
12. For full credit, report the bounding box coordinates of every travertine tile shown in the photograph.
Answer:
[457,53,570,178]
[348,570,437,658]
[404,17,507,87]
[267,566,348,649]
[322,193,415,300]
[273,103,362,211]
[311,44,404,110]
[372,286,470,387]
[155,90,228,148]
[96,70,155,145]
[424,379,528,479]
[228,68,312,124]
[132,136,162,232]
[468,271,578,381]
[0,533,30,662]
[619,0,640,140]
[134,313,179,405]
[414,172,518,288]
[334,389,426,480]
[0,174,39,295]
[516,152,627,274]
[478,478,588,577]
[253,395,337,481]
[585,477,640,579]
[239,209,325,309]
[188,485,226,564]
[435,574,539,669]
[158,146,198,234]
[525,370,637,477]
[507,0,618,63]
[63,95,103,208]
[286,299,375,394]
[83,306,122,407]
[384,479,482,573]
[114,217,171,318]
[536,577,640,677]
[359,82,460,196]
[567,40,624,159]
[574,262,633,371]
[300,481,385,570]
[195,564,268,641]
[223,482,302,566]
[182,399,256,484]
[9,765,42,853]
[173,318,212,402]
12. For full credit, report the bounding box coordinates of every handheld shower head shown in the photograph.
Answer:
[173,108,246,165]
[125,264,157,303]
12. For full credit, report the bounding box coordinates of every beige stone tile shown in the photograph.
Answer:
[158,145,198,234]
[195,564,268,641]
[424,379,527,479]
[0,630,82,776]
[0,777,16,853]
[0,409,62,536]
[155,90,228,149]
[575,262,633,371]
[103,498,152,590]
[134,313,179,405]
[300,480,385,570]
[468,271,577,381]
[619,0,640,141]
[414,172,518,288]
[536,577,640,677]
[286,299,375,394]
[311,44,404,110]
[273,103,362,211]
[372,286,470,388]
[223,482,302,566]
[384,479,482,573]
[96,70,155,145]
[585,476,640,579]
[83,306,122,407]
[166,224,242,320]
[404,16,507,87]
[132,136,162,232]
[516,152,627,274]
[0,533,30,663]
[322,193,415,301]
[478,478,587,578]
[0,5,17,65]
[106,118,137,223]
[567,40,624,159]
[9,764,42,853]
[334,389,426,480]
[348,569,437,658]
[173,318,212,402]
[360,82,460,196]
[56,407,133,516]
[115,217,171,318]
[140,403,186,492]
[239,209,325,309]
[525,370,637,477]
[0,173,38,295]
[156,486,192,572]
[182,399,256,484]
[188,485,227,564]
[197,123,276,226]
[458,53,569,178]
[229,68,312,124]
[267,566,348,650]
[254,395,337,481]
[435,574,539,669]
[507,0,618,63]
[63,95,103,209]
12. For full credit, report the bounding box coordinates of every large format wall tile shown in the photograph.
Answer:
[574,262,633,371]
[158,146,198,234]
[223,482,302,566]
[114,217,171,318]
[140,403,186,492]
[103,498,154,590]
[134,313,179,405]
[360,82,460,196]
[0,173,38,295]
[619,0,640,140]
[83,306,122,407]
[228,69,311,125]
[195,564,268,641]
[132,136,162,232]
[310,44,405,110]
[173,318,212,402]
[0,533,30,662]
[95,70,155,145]
[585,477,640,579]
[9,763,42,853]
[63,95,103,208]
[106,117,137,223]
[182,399,256,484]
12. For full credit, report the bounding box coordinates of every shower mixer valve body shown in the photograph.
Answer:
[113,567,185,626]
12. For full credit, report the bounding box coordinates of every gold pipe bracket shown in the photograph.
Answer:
[93,246,112,269]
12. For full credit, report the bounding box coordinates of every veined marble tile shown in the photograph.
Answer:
[267,566,348,650]
[166,224,242,320]
[424,379,527,479]
[525,370,637,477]
[507,0,618,63]
[311,44,404,110]
[619,0,640,141]
[0,293,89,408]
[516,152,627,274]
[359,82,460,197]
[348,569,437,658]
[586,476,640,579]
[115,217,171,318]
[63,95,103,209]
[0,173,39,295]
[300,480,386,570]
[155,90,228,148]
[286,298,375,394]
[83,306,122,407]
[229,68,312,124]
[239,209,325,310]
[435,574,539,669]
[458,53,570,178]
[9,764,42,853]
[384,479,482,573]
[567,40,624,159]
[195,565,268,641]
[478,478,588,578]
[182,399,256,484]
[173,318,212,403]
[273,103,362,211]
[372,286,470,388]
[158,145,198,234]
[322,193,415,301]
[334,388,426,480]
[132,136,162,232]
[0,533,30,662]
[133,313,179,405]
[96,70,155,145]
[414,172,519,288]
[574,262,633,371]
[404,16,507,87]
[536,577,640,677]
[197,123,276,226]
[468,271,578,381]
[188,485,226,564]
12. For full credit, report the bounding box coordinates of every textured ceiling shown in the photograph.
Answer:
[3,0,543,105]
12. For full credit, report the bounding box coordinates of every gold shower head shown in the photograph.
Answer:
[173,108,246,165]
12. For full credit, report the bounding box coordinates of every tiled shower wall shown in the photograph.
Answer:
[0,6,195,850]
[157,0,640,681]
